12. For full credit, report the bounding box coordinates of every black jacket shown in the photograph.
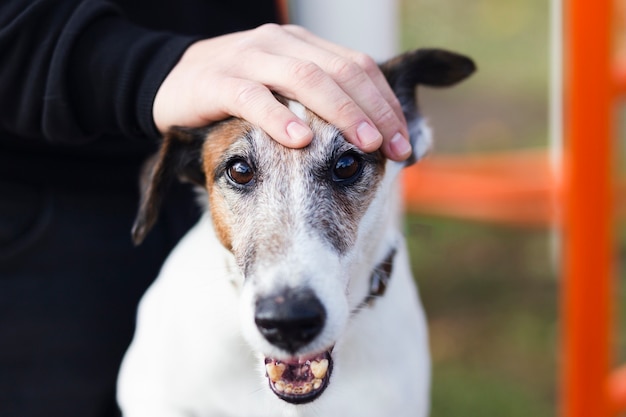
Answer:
[0,0,278,189]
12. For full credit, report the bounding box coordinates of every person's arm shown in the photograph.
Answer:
[0,1,411,160]
[0,0,197,144]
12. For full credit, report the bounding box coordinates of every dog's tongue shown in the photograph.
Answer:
[264,351,332,404]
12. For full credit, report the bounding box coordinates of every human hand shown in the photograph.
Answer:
[152,24,412,161]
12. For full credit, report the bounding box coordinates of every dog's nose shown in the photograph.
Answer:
[255,288,326,353]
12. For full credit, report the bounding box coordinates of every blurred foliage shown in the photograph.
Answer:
[399,0,549,154]
[399,0,549,95]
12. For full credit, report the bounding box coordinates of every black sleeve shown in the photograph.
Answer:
[0,0,198,145]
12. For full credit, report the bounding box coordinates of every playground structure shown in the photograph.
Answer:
[401,1,625,416]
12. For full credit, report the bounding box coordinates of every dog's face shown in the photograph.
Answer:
[132,49,475,405]
[200,102,407,403]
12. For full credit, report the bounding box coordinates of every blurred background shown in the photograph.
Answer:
[290,0,625,416]
[400,1,555,416]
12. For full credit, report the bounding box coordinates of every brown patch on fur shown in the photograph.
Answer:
[201,119,252,251]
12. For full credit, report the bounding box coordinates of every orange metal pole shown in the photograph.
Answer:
[562,1,614,417]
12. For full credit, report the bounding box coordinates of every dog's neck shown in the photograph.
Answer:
[354,246,397,312]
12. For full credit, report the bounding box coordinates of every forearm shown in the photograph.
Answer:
[0,0,196,144]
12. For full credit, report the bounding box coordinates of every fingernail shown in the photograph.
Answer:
[390,133,412,159]
[356,122,383,149]
[286,121,312,144]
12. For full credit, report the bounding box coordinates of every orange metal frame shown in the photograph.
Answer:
[401,1,625,416]
[562,1,615,416]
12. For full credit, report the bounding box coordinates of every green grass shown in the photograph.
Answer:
[405,216,557,417]
[405,217,626,417]
[432,365,551,417]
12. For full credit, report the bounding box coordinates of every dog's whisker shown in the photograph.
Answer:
[244,385,266,399]
[304,399,326,417]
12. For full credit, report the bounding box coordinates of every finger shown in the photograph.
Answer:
[278,26,412,160]
[240,52,384,152]
[324,53,410,156]
[282,25,406,124]
[216,77,313,148]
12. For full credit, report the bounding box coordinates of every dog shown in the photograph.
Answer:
[117,48,475,417]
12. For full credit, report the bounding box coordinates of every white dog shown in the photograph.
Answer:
[117,48,475,417]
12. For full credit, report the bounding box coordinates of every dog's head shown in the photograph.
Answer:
[132,49,474,405]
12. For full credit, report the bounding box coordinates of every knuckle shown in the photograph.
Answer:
[264,101,289,121]
[334,99,360,122]
[283,24,307,35]
[330,57,363,83]
[232,82,265,108]
[351,52,378,75]
[288,60,325,86]
[255,22,282,36]
[376,105,399,127]
[226,81,288,127]
[242,24,282,48]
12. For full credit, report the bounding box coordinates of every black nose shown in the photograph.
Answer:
[254,288,326,353]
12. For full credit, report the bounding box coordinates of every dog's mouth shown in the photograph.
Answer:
[264,350,333,404]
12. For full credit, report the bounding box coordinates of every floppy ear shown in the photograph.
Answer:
[131,127,206,245]
[380,48,476,164]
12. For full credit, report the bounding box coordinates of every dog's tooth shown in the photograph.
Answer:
[312,378,323,389]
[284,383,294,394]
[302,383,313,394]
[274,380,285,392]
[310,359,329,379]
[266,362,286,382]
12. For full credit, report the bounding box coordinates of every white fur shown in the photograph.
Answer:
[117,122,431,417]
[288,100,307,121]
[412,120,433,161]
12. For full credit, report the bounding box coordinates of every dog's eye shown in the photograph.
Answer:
[226,159,255,185]
[332,152,363,184]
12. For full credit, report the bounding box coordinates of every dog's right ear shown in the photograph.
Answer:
[380,48,476,164]
[132,127,206,246]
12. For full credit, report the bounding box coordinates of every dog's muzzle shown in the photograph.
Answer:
[255,288,333,403]
[255,248,397,404]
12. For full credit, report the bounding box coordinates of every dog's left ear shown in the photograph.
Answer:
[380,48,476,164]
[131,127,206,245]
